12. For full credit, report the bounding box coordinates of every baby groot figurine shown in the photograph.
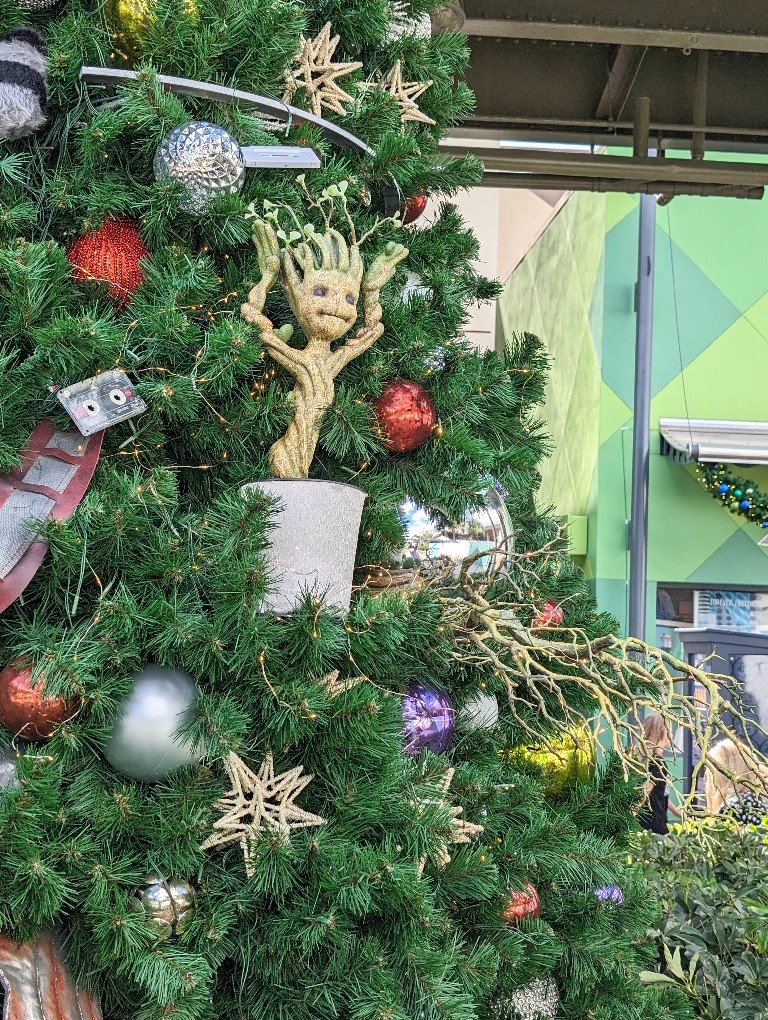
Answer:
[241,219,408,478]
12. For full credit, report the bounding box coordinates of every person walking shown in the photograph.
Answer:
[637,714,682,835]
[705,738,768,824]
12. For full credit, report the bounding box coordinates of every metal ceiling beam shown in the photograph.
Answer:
[440,148,768,186]
[476,173,764,199]
[462,19,768,54]
[594,45,646,120]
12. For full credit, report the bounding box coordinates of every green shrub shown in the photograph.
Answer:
[636,820,768,1019]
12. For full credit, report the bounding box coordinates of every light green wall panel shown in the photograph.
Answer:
[498,192,605,521]
[500,184,768,637]
[657,194,768,313]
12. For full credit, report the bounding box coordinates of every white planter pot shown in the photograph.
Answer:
[240,478,366,615]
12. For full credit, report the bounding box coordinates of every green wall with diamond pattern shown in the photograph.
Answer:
[498,187,768,637]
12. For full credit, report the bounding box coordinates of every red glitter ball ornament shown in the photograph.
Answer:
[374,379,437,453]
[532,600,564,628]
[67,217,148,307]
[502,882,541,925]
[0,662,79,741]
[400,192,428,225]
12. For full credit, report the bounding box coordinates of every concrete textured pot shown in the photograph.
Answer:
[240,478,366,615]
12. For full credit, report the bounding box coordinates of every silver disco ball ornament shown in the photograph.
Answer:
[153,121,245,213]
[490,979,559,1020]
[131,874,196,939]
[103,665,202,782]
[387,1,432,41]
[365,480,514,590]
[19,0,61,9]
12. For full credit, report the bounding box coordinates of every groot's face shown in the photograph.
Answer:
[289,267,360,343]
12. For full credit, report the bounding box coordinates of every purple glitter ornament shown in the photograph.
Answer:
[594,884,624,906]
[402,680,455,755]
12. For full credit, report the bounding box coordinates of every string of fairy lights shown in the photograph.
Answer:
[696,462,768,529]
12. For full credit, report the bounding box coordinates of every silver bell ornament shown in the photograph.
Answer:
[457,691,499,731]
[103,665,202,783]
[130,873,196,939]
[153,121,245,213]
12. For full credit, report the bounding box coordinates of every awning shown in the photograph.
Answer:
[659,418,768,465]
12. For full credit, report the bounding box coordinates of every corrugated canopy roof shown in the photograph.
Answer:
[660,418,768,465]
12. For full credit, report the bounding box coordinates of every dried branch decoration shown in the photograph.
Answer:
[283,23,363,118]
[241,179,408,478]
[438,533,768,811]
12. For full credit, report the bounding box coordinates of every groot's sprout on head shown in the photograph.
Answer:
[241,180,408,478]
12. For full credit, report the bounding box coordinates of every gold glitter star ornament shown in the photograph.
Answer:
[200,752,325,876]
[378,60,435,125]
[283,23,363,118]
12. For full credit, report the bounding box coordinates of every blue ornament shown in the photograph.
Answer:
[718,483,729,494]
[762,521,768,528]
[402,680,455,755]
[740,499,751,510]
[594,884,624,906]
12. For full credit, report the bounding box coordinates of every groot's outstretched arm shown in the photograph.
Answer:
[240,221,308,372]
[333,242,409,371]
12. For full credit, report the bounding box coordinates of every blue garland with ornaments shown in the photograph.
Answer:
[697,463,768,528]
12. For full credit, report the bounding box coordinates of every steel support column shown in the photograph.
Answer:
[628,192,656,640]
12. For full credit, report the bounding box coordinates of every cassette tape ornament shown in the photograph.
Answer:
[56,370,147,436]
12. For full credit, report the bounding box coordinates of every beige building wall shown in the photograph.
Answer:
[452,187,571,349]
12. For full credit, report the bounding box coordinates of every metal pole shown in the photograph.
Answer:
[628,192,656,641]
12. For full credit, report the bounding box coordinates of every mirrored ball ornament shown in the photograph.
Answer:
[131,873,196,939]
[19,0,60,9]
[103,665,202,783]
[457,691,499,731]
[402,680,454,756]
[154,121,246,213]
[380,481,514,589]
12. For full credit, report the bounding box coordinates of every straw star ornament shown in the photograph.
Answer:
[283,22,363,117]
[201,752,325,876]
[378,60,435,125]
[417,767,483,874]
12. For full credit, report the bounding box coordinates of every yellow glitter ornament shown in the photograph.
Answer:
[502,725,596,798]
[105,0,199,60]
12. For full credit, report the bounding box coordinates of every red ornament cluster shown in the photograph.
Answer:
[374,379,437,453]
[502,882,541,925]
[66,217,148,308]
[400,192,428,225]
[532,600,564,628]
[0,661,79,741]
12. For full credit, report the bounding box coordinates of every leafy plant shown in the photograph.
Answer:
[636,820,768,1018]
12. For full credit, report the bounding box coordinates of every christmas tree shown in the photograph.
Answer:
[0,2,747,1020]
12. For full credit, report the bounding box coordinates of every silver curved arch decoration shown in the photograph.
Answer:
[79,67,402,213]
